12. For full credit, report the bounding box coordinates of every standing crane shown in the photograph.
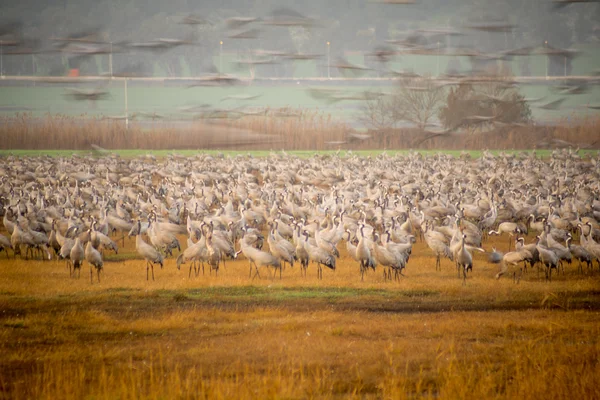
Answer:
[70,237,85,278]
[134,219,164,281]
[85,241,103,284]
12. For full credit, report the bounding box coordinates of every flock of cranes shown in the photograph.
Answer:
[1,148,600,285]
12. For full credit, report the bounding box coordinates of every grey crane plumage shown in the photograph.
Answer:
[356,225,376,280]
[489,223,525,251]
[10,224,34,260]
[0,233,13,258]
[147,214,180,257]
[536,236,560,282]
[371,233,405,281]
[239,234,281,280]
[494,248,531,283]
[302,230,336,280]
[70,237,84,278]
[515,237,540,274]
[566,234,592,274]
[424,221,453,271]
[134,219,164,281]
[176,235,208,277]
[85,241,103,284]
[455,234,473,285]
[204,225,221,276]
[267,226,294,271]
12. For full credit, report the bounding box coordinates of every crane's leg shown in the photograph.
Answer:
[147,261,150,281]
[462,268,467,286]
[97,267,101,283]
[90,266,93,284]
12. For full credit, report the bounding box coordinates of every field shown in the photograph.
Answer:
[1,229,599,399]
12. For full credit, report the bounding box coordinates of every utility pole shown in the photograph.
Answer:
[109,41,113,78]
[124,78,128,130]
[437,41,440,76]
[327,41,330,79]
[545,40,548,80]
[219,41,223,73]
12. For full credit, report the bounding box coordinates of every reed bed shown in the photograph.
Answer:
[2,112,598,151]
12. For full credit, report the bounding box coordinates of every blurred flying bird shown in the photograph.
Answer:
[536,98,566,110]
[179,104,212,113]
[331,57,372,77]
[466,22,516,33]
[137,111,165,120]
[554,82,590,95]
[263,7,318,27]
[225,17,260,29]
[52,26,106,44]
[552,0,600,10]
[384,68,421,78]
[282,52,322,60]
[227,28,262,39]
[64,87,110,102]
[368,0,416,3]
[179,14,211,25]
[220,94,262,102]
[0,20,23,37]
[187,73,243,87]
[366,45,399,63]
[128,36,194,52]
[347,133,372,142]
[502,46,535,56]
[534,45,580,59]
[234,57,278,70]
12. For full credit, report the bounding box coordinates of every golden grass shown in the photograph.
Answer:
[1,113,598,151]
[0,111,348,151]
[1,231,599,399]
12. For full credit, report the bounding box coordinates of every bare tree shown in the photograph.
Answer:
[358,77,445,130]
[390,77,447,129]
[357,94,398,130]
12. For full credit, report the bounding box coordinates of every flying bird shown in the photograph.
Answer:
[263,7,318,27]
[64,88,110,102]
[536,98,566,110]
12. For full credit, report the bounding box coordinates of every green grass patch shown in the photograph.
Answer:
[156,286,395,302]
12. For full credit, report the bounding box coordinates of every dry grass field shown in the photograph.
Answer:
[1,113,599,151]
[1,230,599,399]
